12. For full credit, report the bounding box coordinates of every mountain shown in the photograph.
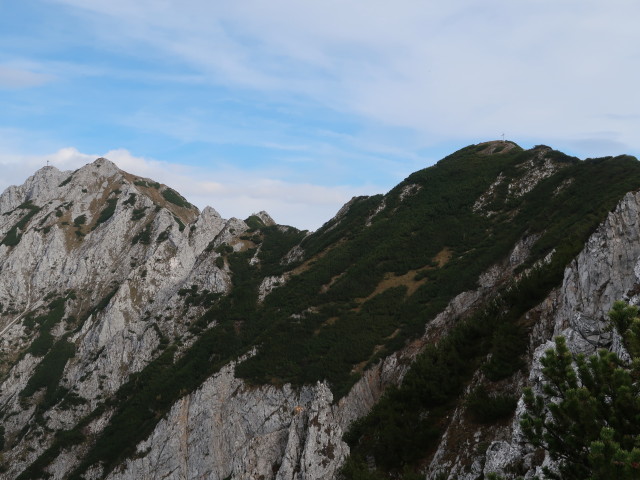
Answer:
[1,142,640,479]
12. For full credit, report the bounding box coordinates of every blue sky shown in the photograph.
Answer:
[1,1,639,230]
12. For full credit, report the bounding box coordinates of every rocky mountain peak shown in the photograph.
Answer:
[252,210,276,226]
[92,156,118,168]
[0,165,64,210]
[476,139,519,155]
[69,157,122,185]
[201,205,222,219]
[27,163,65,184]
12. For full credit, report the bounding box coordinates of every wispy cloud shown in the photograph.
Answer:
[1,0,639,213]
[0,65,55,89]
[41,0,640,157]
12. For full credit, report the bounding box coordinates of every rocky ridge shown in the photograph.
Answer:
[2,144,640,479]
[0,159,270,479]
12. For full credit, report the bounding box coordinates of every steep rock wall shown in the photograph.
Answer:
[426,190,640,479]
[0,161,250,479]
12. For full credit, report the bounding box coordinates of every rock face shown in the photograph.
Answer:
[101,339,408,480]
[107,365,348,480]
[424,190,640,479]
[0,159,394,480]
[2,148,640,480]
[0,160,250,479]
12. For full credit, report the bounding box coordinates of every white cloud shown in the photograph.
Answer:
[0,146,90,173]
[0,146,378,231]
[43,0,640,158]
[8,1,639,233]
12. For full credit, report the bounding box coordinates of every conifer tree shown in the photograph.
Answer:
[521,302,640,479]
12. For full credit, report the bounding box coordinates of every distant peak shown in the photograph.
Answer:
[73,157,122,179]
[32,165,61,178]
[253,211,276,226]
[244,211,276,230]
[91,157,119,169]
[201,206,223,218]
[476,140,519,156]
[532,144,553,152]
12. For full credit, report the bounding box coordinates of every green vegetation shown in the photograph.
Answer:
[156,229,170,243]
[466,386,517,424]
[25,296,67,357]
[20,339,75,409]
[123,193,137,206]
[215,244,234,255]
[337,149,640,478]
[38,212,51,226]
[178,285,221,308]
[96,197,118,225]
[86,288,118,320]
[237,146,640,398]
[17,409,89,480]
[483,322,528,381]
[73,214,86,226]
[1,201,41,247]
[521,302,640,479]
[134,179,160,189]
[173,215,186,232]
[244,214,266,231]
[131,206,148,221]
[57,391,87,410]
[58,176,73,187]
[340,264,563,477]
[132,222,153,245]
[608,300,640,358]
[17,293,77,427]
[161,187,193,209]
[71,287,118,331]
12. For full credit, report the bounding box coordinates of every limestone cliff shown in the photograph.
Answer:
[0,159,239,478]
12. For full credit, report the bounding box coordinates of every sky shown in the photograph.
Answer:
[1,1,639,230]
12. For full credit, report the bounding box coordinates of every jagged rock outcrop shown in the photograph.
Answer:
[473,144,568,216]
[105,364,348,480]
[96,330,410,480]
